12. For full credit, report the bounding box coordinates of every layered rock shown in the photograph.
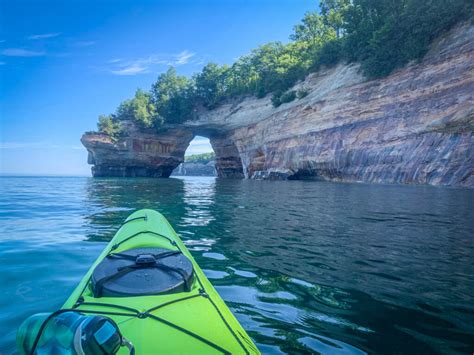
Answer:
[82,23,473,187]
[81,128,193,177]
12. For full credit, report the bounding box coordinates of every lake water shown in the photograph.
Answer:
[0,176,473,354]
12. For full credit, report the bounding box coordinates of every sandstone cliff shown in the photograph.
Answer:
[82,23,473,187]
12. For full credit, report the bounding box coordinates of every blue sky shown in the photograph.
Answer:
[0,0,316,175]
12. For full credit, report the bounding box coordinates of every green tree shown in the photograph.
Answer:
[132,89,156,128]
[194,63,229,109]
[185,152,216,164]
[95,0,473,131]
[290,11,338,69]
[320,0,350,38]
[114,89,156,128]
[343,0,473,77]
[291,12,336,47]
[151,67,194,124]
[97,115,123,137]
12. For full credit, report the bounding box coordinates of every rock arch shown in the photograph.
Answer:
[81,124,244,178]
[208,135,244,178]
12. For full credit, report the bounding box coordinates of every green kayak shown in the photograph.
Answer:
[19,209,259,354]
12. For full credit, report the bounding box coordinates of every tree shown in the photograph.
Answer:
[132,89,156,128]
[320,0,350,38]
[96,0,473,131]
[290,12,335,46]
[343,0,473,77]
[113,89,156,128]
[194,63,229,109]
[151,67,194,124]
[97,115,123,137]
[290,11,338,68]
[185,152,216,164]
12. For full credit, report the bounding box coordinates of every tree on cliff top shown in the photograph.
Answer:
[114,89,156,128]
[97,115,124,137]
[343,0,473,77]
[151,67,194,124]
[96,0,473,133]
[193,63,230,109]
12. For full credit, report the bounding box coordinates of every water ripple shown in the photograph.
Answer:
[0,176,473,354]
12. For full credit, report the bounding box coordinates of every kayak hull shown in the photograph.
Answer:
[63,209,259,354]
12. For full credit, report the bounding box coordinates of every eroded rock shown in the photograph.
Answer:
[82,23,473,187]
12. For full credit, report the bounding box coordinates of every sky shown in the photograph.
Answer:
[0,0,316,175]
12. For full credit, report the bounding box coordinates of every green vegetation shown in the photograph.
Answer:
[97,115,124,138]
[98,0,473,136]
[272,90,297,107]
[116,89,156,128]
[184,152,215,164]
[297,89,309,99]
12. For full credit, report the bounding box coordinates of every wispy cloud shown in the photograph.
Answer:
[175,51,195,65]
[28,32,61,40]
[1,48,45,57]
[73,40,96,47]
[107,50,197,76]
[111,64,149,76]
[0,141,83,150]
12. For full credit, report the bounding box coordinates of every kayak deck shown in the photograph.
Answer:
[63,209,259,354]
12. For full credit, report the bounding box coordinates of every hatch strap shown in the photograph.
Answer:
[120,215,147,227]
[72,292,232,354]
[110,231,177,250]
[74,222,251,354]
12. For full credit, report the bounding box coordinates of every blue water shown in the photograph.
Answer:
[1,176,473,354]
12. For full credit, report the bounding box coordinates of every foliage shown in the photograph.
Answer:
[193,63,229,109]
[281,90,297,104]
[97,115,124,138]
[272,90,297,107]
[96,0,473,132]
[151,67,194,125]
[297,89,309,99]
[271,92,282,107]
[320,0,350,38]
[114,89,156,128]
[343,0,473,77]
[184,152,215,164]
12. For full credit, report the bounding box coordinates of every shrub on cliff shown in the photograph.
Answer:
[97,115,124,138]
[272,90,297,107]
[297,89,309,99]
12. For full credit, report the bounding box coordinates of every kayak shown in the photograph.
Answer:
[71,209,259,354]
[20,209,259,354]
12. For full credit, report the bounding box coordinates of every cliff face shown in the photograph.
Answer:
[81,127,193,177]
[82,23,473,186]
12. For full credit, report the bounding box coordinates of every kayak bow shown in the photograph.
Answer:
[62,209,259,354]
